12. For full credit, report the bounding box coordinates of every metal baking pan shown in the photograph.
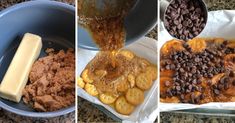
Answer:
[165,108,235,117]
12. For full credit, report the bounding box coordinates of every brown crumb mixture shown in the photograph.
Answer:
[23,48,75,112]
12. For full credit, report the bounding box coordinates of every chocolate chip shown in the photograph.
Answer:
[188,84,192,90]
[180,94,185,100]
[167,89,173,97]
[200,94,205,99]
[192,68,197,74]
[194,97,200,104]
[218,84,224,90]
[194,57,200,62]
[176,86,181,91]
[224,82,229,90]
[165,81,171,87]
[160,94,166,98]
[229,71,234,77]
[224,77,230,83]
[223,40,228,45]
[191,93,195,103]
[214,89,220,95]
[166,65,171,70]
[208,73,213,78]
[233,80,235,86]
[170,64,176,70]
[179,68,185,73]
[192,79,197,84]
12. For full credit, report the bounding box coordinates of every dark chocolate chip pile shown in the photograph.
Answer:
[164,0,207,40]
[161,41,235,104]
[212,71,234,96]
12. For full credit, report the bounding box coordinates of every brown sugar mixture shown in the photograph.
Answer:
[82,50,157,95]
[160,38,235,104]
[78,1,140,97]
[23,48,75,112]
[78,0,136,51]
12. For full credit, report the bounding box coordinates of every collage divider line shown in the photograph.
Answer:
[157,0,160,122]
[75,0,78,122]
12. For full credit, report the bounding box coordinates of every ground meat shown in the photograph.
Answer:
[23,48,75,112]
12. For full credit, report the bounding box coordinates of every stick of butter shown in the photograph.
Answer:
[0,33,42,102]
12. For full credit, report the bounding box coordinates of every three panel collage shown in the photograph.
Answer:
[0,0,235,123]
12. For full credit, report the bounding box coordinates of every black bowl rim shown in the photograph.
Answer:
[77,0,158,51]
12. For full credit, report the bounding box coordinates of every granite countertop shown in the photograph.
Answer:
[0,0,75,123]
[160,0,235,123]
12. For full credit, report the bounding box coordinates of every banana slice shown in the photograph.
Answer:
[187,38,206,53]
[81,69,93,83]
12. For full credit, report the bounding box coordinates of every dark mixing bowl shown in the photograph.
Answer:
[78,0,157,50]
[0,1,75,117]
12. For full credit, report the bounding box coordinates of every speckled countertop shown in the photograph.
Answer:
[0,0,75,123]
[160,0,235,123]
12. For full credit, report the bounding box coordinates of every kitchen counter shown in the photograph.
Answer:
[0,0,75,123]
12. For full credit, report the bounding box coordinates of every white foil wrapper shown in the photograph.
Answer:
[159,10,235,111]
[77,37,158,122]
